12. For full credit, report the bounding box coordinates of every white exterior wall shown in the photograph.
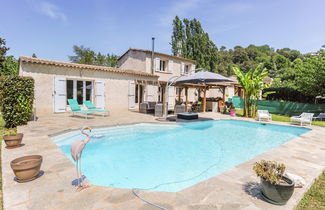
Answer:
[118,51,147,72]
[118,50,196,103]
[20,63,156,116]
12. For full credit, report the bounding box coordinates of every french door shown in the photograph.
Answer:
[67,80,93,105]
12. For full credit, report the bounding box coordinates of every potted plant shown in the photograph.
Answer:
[3,129,24,148]
[253,160,295,205]
[229,104,236,116]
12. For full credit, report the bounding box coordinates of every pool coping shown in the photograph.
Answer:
[2,112,325,209]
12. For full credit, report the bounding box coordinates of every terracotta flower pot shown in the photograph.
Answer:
[3,133,23,148]
[10,155,43,182]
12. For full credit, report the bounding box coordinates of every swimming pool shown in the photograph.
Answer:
[53,120,309,192]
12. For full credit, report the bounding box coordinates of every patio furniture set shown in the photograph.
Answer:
[257,110,324,126]
[68,99,110,119]
[139,101,187,117]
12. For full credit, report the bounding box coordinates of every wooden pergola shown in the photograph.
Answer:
[174,82,235,112]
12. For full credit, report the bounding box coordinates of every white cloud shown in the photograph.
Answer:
[38,1,67,22]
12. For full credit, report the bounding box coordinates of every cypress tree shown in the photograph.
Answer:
[170,17,218,72]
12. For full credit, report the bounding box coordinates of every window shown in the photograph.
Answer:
[159,60,166,72]
[158,86,165,103]
[85,81,92,101]
[66,80,93,105]
[67,80,74,104]
[135,84,143,104]
[135,84,139,103]
[77,81,83,104]
[184,64,190,74]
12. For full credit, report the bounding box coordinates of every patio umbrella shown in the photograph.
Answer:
[174,71,235,112]
[175,71,235,84]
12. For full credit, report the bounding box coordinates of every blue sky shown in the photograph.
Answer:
[1,0,325,61]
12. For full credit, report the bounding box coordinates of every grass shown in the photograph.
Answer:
[235,109,325,127]
[296,170,325,210]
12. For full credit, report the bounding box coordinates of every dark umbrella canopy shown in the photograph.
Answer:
[175,71,235,84]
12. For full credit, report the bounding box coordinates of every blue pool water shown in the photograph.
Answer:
[54,120,309,192]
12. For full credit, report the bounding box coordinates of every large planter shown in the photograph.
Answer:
[3,133,23,148]
[10,155,43,182]
[260,176,295,205]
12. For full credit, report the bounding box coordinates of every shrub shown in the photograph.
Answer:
[253,160,286,184]
[0,76,34,128]
[263,87,315,103]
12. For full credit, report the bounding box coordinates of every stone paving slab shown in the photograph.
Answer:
[2,111,325,210]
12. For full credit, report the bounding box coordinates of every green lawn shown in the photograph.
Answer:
[235,109,325,127]
[296,170,325,210]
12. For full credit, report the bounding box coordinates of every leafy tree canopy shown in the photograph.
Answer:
[0,37,18,76]
[69,45,118,67]
[171,16,218,72]
[1,56,18,75]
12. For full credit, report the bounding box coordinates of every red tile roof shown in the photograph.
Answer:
[118,48,196,63]
[19,56,159,78]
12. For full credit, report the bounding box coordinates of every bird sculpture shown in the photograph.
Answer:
[71,126,92,190]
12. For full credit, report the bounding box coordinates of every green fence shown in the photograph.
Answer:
[231,96,325,116]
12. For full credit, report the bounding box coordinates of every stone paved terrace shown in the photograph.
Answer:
[2,111,325,210]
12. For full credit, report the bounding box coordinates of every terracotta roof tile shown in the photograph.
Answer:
[19,56,159,78]
[118,48,196,63]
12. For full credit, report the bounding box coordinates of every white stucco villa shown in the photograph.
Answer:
[19,48,239,117]
[118,48,197,109]
[19,56,158,116]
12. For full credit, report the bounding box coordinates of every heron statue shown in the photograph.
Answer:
[71,126,92,191]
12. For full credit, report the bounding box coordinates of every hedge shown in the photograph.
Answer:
[0,76,34,128]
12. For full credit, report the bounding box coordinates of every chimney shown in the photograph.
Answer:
[151,37,155,74]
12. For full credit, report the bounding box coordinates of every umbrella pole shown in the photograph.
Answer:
[203,87,206,112]
[185,87,188,112]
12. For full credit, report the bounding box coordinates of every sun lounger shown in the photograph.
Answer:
[313,113,325,121]
[84,101,110,116]
[290,112,314,126]
[68,99,94,119]
[257,110,272,121]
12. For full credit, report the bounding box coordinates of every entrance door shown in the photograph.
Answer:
[158,85,165,103]
[54,77,66,112]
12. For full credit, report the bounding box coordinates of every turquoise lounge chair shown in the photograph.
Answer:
[84,100,110,116]
[68,99,94,119]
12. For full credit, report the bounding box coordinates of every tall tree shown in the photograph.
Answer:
[0,38,10,74]
[276,48,301,62]
[171,16,186,57]
[0,56,18,75]
[170,17,218,72]
[69,45,118,67]
[294,50,325,97]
